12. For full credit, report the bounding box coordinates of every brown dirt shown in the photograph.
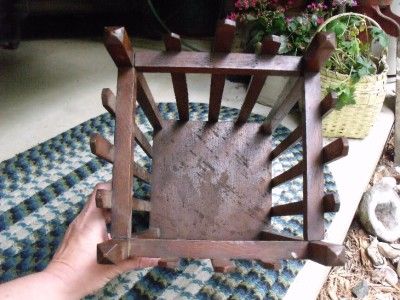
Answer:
[318,127,400,300]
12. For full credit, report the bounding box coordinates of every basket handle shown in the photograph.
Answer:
[316,12,382,33]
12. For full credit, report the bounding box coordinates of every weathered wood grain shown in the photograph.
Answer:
[104,27,134,68]
[164,33,189,121]
[208,19,236,122]
[236,36,282,124]
[261,77,303,134]
[134,51,302,75]
[270,193,340,216]
[137,72,163,130]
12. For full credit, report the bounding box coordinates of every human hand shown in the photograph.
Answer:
[44,182,159,299]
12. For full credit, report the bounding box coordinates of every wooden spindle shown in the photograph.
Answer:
[133,163,151,183]
[258,226,302,241]
[259,260,281,270]
[137,72,163,131]
[133,123,152,158]
[208,19,236,122]
[102,88,116,115]
[270,138,349,188]
[270,193,340,217]
[101,88,153,158]
[322,137,349,164]
[96,189,151,211]
[270,161,304,188]
[90,133,114,163]
[270,127,302,160]
[308,241,345,266]
[302,32,336,73]
[320,92,338,117]
[95,189,112,208]
[158,258,180,269]
[236,35,281,124]
[132,198,151,211]
[104,27,134,68]
[134,227,160,239]
[261,77,303,134]
[211,258,236,273]
[164,33,189,121]
[270,91,339,160]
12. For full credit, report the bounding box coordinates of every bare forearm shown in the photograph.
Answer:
[0,270,80,300]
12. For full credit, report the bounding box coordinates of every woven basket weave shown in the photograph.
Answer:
[320,66,387,138]
[318,13,388,139]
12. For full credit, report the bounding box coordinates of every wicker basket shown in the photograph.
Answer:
[317,13,388,139]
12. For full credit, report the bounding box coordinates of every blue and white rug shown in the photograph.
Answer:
[0,102,337,299]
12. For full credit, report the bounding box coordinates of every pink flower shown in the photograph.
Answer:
[227,12,239,21]
[317,16,325,25]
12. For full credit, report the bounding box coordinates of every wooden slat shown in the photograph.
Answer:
[208,19,236,122]
[134,227,160,239]
[104,27,134,68]
[133,163,151,183]
[103,239,309,261]
[302,72,324,241]
[137,72,163,131]
[270,160,304,188]
[90,133,114,163]
[95,189,112,208]
[308,241,345,266]
[98,239,344,266]
[322,137,349,164]
[102,88,116,115]
[211,258,236,273]
[158,258,180,269]
[100,88,153,158]
[270,193,340,216]
[133,123,152,158]
[269,91,339,160]
[302,32,336,73]
[236,36,281,124]
[258,226,302,241]
[132,197,151,211]
[110,68,136,238]
[164,33,189,121]
[320,92,338,118]
[323,193,340,213]
[96,190,151,212]
[270,126,302,160]
[271,132,348,188]
[259,260,281,270]
[134,51,302,76]
[261,77,303,134]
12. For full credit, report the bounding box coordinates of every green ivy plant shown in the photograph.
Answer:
[322,15,388,109]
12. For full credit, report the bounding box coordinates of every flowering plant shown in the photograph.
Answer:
[228,0,389,109]
[229,0,357,55]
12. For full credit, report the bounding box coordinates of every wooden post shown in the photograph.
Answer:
[208,19,236,122]
[302,32,336,241]
[104,27,136,239]
[164,33,190,122]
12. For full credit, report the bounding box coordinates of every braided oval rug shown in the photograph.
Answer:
[0,102,337,300]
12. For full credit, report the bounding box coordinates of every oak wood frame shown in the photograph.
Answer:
[91,22,349,272]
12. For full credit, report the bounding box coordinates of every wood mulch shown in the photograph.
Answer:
[318,128,400,300]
